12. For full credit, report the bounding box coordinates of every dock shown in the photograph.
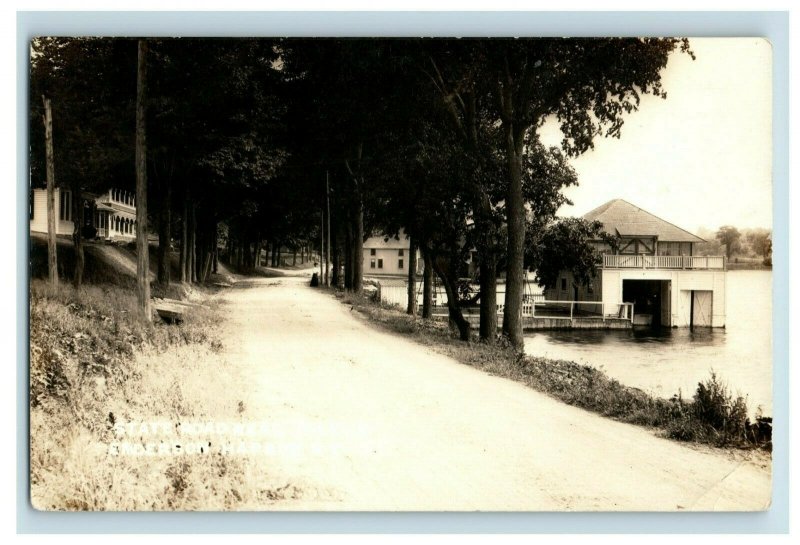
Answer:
[433,300,635,331]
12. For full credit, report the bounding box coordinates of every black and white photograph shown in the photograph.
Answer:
[27,34,774,512]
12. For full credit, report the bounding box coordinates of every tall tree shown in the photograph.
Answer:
[135,40,151,321]
[42,96,58,287]
[716,225,742,260]
[484,38,693,348]
[31,38,137,288]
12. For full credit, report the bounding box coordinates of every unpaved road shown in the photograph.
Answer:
[216,274,771,511]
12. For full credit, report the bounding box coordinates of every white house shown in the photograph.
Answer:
[546,199,726,328]
[363,229,424,277]
[30,187,137,241]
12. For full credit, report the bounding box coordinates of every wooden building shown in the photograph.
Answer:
[30,187,137,241]
[363,229,424,278]
[545,199,726,328]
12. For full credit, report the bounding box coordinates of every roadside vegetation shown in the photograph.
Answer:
[335,289,772,452]
[29,278,262,510]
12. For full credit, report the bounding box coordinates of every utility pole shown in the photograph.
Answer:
[319,210,324,282]
[325,171,331,286]
[42,96,58,287]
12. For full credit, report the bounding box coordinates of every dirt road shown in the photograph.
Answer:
[215,274,771,511]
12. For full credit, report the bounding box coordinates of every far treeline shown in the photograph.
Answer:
[30,37,694,348]
[695,226,772,266]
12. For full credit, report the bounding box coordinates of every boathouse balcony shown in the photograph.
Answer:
[601,254,726,270]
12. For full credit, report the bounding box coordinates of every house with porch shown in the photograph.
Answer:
[545,199,726,328]
[30,187,137,241]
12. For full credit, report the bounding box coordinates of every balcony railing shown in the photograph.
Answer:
[602,254,725,270]
[97,190,135,209]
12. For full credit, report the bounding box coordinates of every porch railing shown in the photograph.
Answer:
[602,254,725,270]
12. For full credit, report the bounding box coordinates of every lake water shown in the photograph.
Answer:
[523,270,773,416]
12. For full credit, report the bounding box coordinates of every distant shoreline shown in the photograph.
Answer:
[727,262,772,271]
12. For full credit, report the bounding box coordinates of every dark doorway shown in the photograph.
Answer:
[623,279,669,327]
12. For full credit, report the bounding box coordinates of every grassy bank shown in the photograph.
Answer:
[333,289,772,452]
[29,280,257,510]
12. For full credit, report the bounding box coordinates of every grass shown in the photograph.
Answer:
[334,289,772,452]
[29,279,286,510]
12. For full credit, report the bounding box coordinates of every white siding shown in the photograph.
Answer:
[30,188,74,236]
[364,248,421,277]
[599,268,726,327]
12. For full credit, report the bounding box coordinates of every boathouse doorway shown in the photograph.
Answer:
[690,290,713,327]
[622,279,671,327]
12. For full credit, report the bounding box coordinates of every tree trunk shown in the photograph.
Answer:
[200,234,212,283]
[422,245,433,319]
[179,198,187,282]
[432,256,470,341]
[42,96,58,287]
[135,40,151,321]
[332,233,340,288]
[157,174,171,286]
[406,235,417,315]
[502,125,526,348]
[71,181,83,289]
[352,197,364,293]
[254,238,261,270]
[479,255,498,342]
[344,220,353,290]
[190,203,197,283]
[212,226,218,274]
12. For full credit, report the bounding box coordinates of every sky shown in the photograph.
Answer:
[539,37,773,234]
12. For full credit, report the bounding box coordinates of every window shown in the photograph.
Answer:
[377,259,383,269]
[398,259,404,269]
[370,248,376,256]
[398,249,404,256]
[59,190,71,222]
[560,278,567,291]
[370,259,376,269]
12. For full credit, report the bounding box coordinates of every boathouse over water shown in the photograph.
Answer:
[546,199,727,328]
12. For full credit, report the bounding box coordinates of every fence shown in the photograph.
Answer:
[375,279,545,314]
[531,300,634,322]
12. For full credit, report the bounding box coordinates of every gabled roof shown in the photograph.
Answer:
[583,199,704,243]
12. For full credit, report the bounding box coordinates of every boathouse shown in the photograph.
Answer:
[545,199,726,328]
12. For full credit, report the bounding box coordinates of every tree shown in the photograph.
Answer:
[527,218,612,290]
[419,41,506,342]
[30,38,137,288]
[487,38,694,348]
[716,226,741,260]
[135,40,151,321]
[744,228,771,259]
[762,236,773,266]
[41,96,58,287]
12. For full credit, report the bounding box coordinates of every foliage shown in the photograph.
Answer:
[30,38,136,192]
[715,225,742,260]
[527,218,613,290]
